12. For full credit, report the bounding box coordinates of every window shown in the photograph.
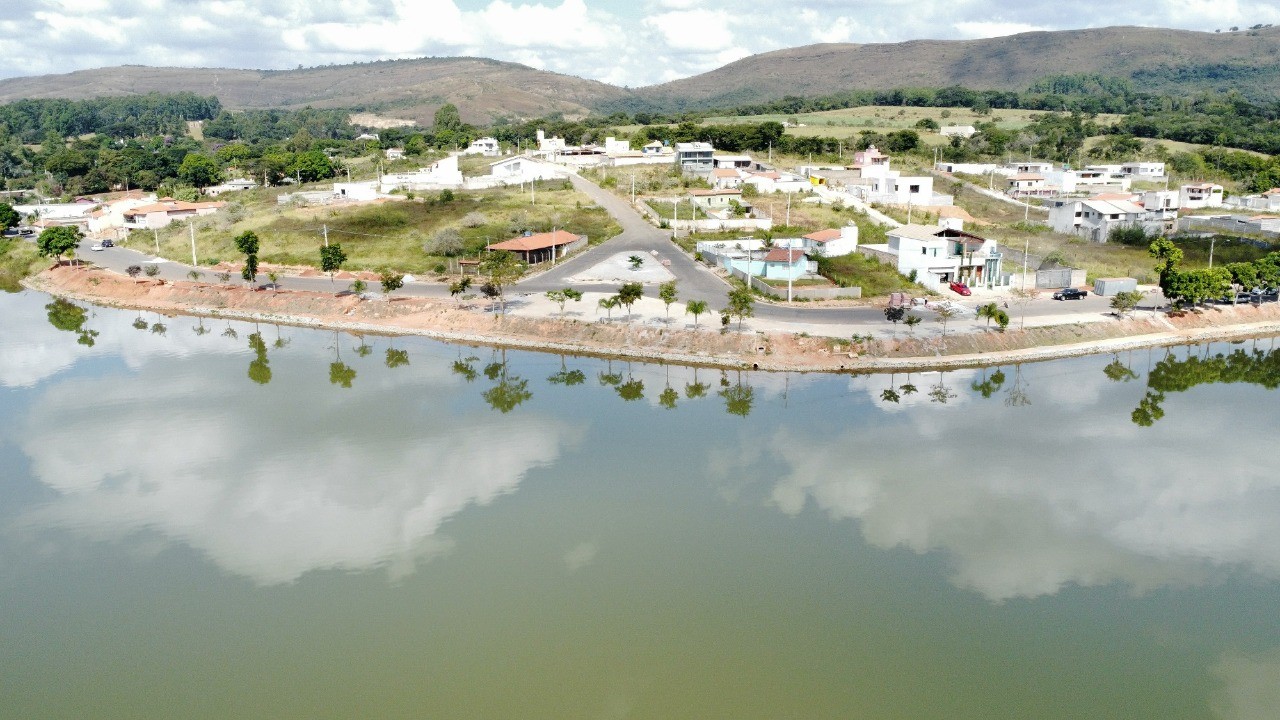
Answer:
[921,247,927,255]
[909,184,921,193]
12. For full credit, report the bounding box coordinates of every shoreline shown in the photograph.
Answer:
[24,266,1280,373]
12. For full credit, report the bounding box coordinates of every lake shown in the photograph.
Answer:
[3,289,1279,719]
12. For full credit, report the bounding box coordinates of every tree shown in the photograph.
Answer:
[126,264,142,278]
[433,103,464,131]
[329,361,356,388]
[934,305,959,346]
[598,295,620,320]
[37,226,81,263]
[658,280,678,319]
[234,231,260,286]
[319,243,347,287]
[385,347,410,368]
[247,332,271,385]
[425,227,463,256]
[546,287,583,316]
[686,299,708,326]
[1005,286,1037,330]
[1149,236,1183,287]
[379,269,405,297]
[720,377,755,417]
[350,278,367,296]
[629,254,644,270]
[976,302,1000,329]
[178,153,220,189]
[290,150,336,183]
[449,277,472,304]
[1110,290,1144,317]
[727,285,755,330]
[904,313,921,334]
[187,269,203,282]
[144,264,160,279]
[478,250,526,315]
[617,281,643,321]
[0,202,18,232]
[884,305,905,325]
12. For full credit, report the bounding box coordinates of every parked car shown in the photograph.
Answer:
[1053,288,1087,300]
[949,281,972,296]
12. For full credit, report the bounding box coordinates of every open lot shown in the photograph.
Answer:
[128,183,621,275]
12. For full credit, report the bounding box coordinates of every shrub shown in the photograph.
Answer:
[425,227,464,256]
[461,211,488,228]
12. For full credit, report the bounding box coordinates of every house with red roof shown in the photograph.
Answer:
[487,230,586,264]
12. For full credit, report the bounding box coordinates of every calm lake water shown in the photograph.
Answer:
[3,289,1280,719]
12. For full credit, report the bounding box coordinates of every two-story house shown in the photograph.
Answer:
[858,223,1004,291]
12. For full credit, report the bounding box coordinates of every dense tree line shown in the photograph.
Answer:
[0,93,221,142]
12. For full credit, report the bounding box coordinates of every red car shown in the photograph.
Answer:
[949,281,972,296]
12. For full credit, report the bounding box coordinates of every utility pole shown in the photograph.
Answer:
[630,176,635,206]
[323,224,329,247]
[1209,236,1216,268]
[785,192,791,227]
[153,227,160,255]
[189,221,197,266]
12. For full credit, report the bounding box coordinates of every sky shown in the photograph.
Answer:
[2,0,1280,88]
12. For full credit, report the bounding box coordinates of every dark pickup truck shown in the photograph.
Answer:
[1053,288,1088,300]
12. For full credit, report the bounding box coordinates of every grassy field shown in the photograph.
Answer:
[816,252,925,296]
[134,183,621,275]
[647,200,708,220]
[0,237,42,291]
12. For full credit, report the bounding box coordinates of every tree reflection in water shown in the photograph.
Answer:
[1129,345,1280,426]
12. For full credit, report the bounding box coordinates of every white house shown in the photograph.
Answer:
[603,137,631,155]
[487,155,563,184]
[205,178,258,197]
[463,137,501,156]
[334,181,381,202]
[858,223,1005,291]
[1179,183,1225,209]
[536,130,566,155]
[711,168,744,190]
[642,141,665,156]
[742,170,811,195]
[777,226,858,257]
[940,125,977,138]
[1048,198,1153,242]
[1007,173,1046,195]
[379,154,464,192]
[713,154,753,169]
[384,147,405,160]
[120,199,226,230]
[1120,161,1166,179]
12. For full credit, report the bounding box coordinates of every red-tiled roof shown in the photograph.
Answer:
[489,230,581,252]
[803,228,842,242]
[764,248,805,263]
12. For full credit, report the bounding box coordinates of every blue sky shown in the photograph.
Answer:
[1,0,1278,87]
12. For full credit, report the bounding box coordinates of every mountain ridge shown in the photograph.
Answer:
[3,25,1280,123]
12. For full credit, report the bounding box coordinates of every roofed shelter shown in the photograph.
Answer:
[488,230,587,265]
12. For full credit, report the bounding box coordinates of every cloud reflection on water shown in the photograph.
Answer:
[15,328,578,585]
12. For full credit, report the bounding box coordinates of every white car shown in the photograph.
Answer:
[89,244,105,252]
[933,300,973,315]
